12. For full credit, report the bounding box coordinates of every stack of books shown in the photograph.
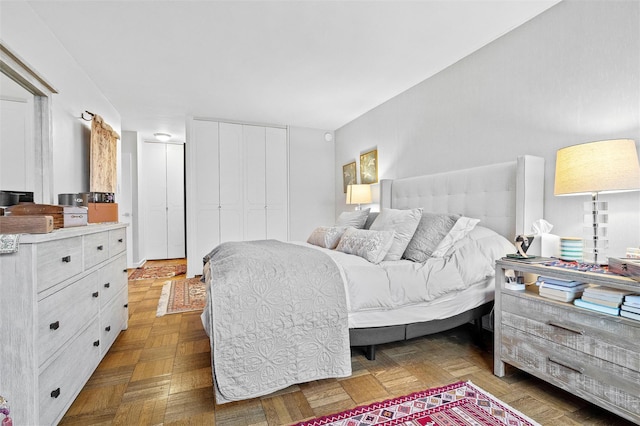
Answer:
[621,294,640,321]
[536,276,588,302]
[574,286,634,316]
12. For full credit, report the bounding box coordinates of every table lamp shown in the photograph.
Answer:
[554,139,640,264]
[346,184,371,210]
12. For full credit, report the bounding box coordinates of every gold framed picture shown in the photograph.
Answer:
[360,149,378,184]
[342,161,357,193]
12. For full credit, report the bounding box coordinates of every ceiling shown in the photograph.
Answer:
[26,0,560,143]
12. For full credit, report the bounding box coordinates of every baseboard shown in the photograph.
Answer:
[131,258,147,269]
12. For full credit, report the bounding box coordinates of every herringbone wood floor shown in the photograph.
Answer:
[59,259,633,425]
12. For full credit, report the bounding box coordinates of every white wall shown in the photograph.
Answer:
[335,0,640,257]
[288,127,336,241]
[0,2,121,201]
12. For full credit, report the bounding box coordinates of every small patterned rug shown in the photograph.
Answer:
[293,381,539,426]
[128,264,187,280]
[156,277,206,316]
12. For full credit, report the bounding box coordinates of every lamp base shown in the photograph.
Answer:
[583,195,608,265]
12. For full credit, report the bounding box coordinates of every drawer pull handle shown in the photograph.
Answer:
[92,291,99,298]
[124,303,129,308]
[93,340,100,347]
[547,321,584,335]
[118,238,123,243]
[105,326,111,332]
[548,356,584,374]
[123,269,128,273]
[49,321,60,330]
[62,255,71,263]
[97,245,104,251]
[104,283,110,288]
[51,388,61,398]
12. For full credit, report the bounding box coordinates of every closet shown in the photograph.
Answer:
[141,141,185,260]
[186,119,288,277]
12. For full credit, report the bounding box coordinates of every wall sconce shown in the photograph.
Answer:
[346,184,372,210]
[554,139,640,264]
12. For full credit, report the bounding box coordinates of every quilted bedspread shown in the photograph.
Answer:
[202,240,351,403]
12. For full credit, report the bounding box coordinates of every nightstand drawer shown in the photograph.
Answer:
[501,325,640,418]
[36,237,83,292]
[502,293,640,373]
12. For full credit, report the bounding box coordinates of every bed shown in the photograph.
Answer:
[201,155,544,403]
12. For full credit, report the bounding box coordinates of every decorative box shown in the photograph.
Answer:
[6,204,65,228]
[609,257,640,283]
[87,202,118,223]
[0,215,54,233]
[63,206,88,227]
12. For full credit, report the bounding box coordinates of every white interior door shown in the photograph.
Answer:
[219,122,243,243]
[142,142,168,260]
[244,125,266,240]
[166,143,185,258]
[265,127,288,240]
[120,152,134,267]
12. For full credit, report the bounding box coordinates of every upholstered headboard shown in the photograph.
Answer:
[379,155,544,241]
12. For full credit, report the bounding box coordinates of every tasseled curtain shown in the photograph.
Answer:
[90,114,120,193]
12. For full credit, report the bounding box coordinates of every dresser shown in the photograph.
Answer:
[0,223,129,425]
[494,259,640,423]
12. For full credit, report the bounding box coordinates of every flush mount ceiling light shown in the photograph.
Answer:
[154,132,171,142]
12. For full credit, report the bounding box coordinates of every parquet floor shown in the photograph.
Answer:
[59,259,633,425]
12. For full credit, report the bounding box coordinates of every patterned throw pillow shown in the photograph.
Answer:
[369,208,422,261]
[431,216,480,257]
[403,212,461,262]
[335,208,371,229]
[307,226,349,249]
[335,227,395,264]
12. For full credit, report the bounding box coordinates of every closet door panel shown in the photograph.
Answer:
[244,125,266,240]
[265,127,288,240]
[219,122,243,243]
[166,143,185,258]
[142,142,168,260]
[191,120,220,268]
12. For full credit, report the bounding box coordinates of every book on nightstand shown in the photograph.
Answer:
[539,286,584,302]
[574,298,620,316]
[620,310,640,321]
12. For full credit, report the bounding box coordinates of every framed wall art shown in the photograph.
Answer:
[360,149,378,184]
[342,161,357,193]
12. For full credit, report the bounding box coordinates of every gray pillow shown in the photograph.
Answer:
[403,212,461,262]
[335,208,370,229]
[363,212,379,230]
[369,208,422,261]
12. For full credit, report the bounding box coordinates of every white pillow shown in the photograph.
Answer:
[335,208,370,229]
[369,208,422,261]
[307,226,348,249]
[431,216,480,257]
[335,227,395,264]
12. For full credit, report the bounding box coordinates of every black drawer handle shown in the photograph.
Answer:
[51,388,61,398]
[124,303,129,308]
[123,269,128,273]
[93,340,100,347]
[548,356,584,374]
[105,326,111,332]
[118,238,123,243]
[49,321,60,330]
[104,283,110,288]
[547,321,584,335]
[92,291,99,298]
[62,255,71,263]
[97,245,104,251]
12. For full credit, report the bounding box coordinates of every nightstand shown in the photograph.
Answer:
[494,259,640,424]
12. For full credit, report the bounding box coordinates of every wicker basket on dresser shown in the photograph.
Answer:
[494,259,640,424]
[0,223,129,425]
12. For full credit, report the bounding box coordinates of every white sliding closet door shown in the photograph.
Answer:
[141,141,185,260]
[265,127,288,240]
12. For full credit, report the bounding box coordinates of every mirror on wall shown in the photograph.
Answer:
[0,42,57,204]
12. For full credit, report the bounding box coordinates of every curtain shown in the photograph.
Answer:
[90,114,120,193]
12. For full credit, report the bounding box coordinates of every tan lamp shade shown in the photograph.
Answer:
[346,184,372,205]
[554,139,640,196]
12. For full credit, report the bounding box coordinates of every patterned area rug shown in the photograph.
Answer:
[128,264,187,280]
[294,381,539,426]
[156,277,206,316]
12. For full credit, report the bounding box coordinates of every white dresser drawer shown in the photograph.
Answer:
[109,227,126,256]
[38,273,100,365]
[36,237,83,292]
[38,319,101,425]
[100,254,128,308]
[100,287,128,355]
[83,231,110,269]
